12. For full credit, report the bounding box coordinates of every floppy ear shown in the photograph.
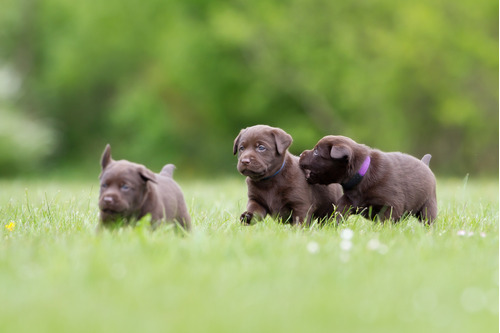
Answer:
[330,145,352,160]
[271,128,293,155]
[233,129,245,155]
[138,167,157,184]
[101,144,113,170]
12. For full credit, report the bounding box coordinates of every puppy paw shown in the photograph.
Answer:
[240,211,253,225]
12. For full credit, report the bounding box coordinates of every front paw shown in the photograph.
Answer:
[240,211,253,225]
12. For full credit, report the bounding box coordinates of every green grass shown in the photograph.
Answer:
[0,177,498,333]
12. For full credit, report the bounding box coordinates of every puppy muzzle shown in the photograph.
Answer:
[237,159,266,178]
[99,195,128,214]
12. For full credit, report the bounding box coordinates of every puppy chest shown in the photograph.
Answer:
[253,187,298,216]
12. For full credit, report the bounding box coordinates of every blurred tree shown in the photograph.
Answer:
[0,0,497,177]
[0,106,56,175]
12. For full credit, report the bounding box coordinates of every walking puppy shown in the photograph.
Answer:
[234,125,343,225]
[98,144,191,230]
[299,135,437,223]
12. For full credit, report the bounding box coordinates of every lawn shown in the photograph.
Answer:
[0,177,498,333]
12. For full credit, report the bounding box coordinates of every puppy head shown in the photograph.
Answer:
[299,135,362,185]
[98,144,157,223]
[233,125,292,180]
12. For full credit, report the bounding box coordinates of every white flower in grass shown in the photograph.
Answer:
[367,239,380,251]
[339,229,354,252]
[340,240,352,251]
[307,241,320,254]
[457,230,475,237]
[340,228,354,240]
[377,244,389,255]
[480,232,487,238]
[367,238,389,254]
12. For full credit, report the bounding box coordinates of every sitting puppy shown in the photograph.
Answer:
[299,135,437,224]
[98,144,191,230]
[234,125,343,225]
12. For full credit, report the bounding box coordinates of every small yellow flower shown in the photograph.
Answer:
[5,222,15,232]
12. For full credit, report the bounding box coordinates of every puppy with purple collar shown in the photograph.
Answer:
[299,135,437,224]
[234,125,343,225]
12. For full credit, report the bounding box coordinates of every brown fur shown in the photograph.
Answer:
[98,144,191,230]
[234,125,343,225]
[299,135,437,224]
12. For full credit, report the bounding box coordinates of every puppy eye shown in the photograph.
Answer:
[257,145,266,152]
[239,146,245,152]
[313,149,319,156]
[101,183,108,189]
[121,184,130,191]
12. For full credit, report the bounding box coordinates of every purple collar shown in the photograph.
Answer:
[341,156,371,191]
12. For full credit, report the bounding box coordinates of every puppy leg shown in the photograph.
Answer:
[176,205,192,231]
[377,205,401,221]
[241,199,267,225]
[417,198,437,224]
[334,197,354,224]
[290,204,312,226]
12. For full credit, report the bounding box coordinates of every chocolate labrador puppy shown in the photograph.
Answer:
[234,125,343,225]
[98,144,191,230]
[299,136,437,224]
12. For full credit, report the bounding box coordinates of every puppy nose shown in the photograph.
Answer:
[103,196,114,204]
[241,157,251,165]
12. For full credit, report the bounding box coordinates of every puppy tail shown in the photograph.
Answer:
[421,154,432,166]
[160,164,176,178]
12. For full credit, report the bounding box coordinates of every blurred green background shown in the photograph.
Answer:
[0,0,498,178]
